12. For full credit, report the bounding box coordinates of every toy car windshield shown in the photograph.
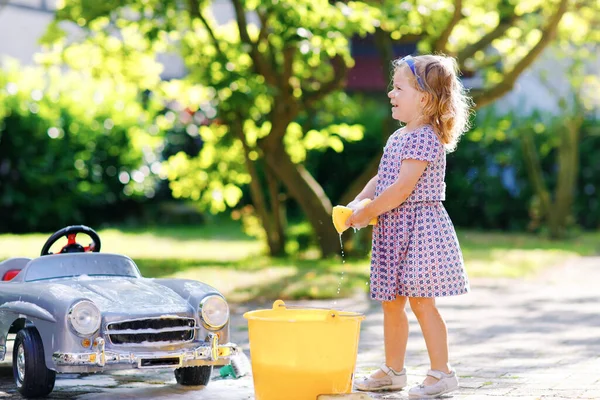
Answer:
[24,253,141,282]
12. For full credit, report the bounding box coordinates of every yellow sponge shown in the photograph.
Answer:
[332,199,377,234]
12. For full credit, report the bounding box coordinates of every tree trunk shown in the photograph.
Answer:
[548,116,582,238]
[262,143,341,257]
[232,120,286,256]
[520,116,582,239]
[520,130,552,219]
[265,163,287,256]
[338,154,380,206]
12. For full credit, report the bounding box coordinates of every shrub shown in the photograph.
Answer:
[0,61,161,232]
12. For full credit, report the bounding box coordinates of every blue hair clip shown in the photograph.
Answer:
[399,55,426,90]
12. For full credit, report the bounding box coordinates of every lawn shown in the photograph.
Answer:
[1,221,597,303]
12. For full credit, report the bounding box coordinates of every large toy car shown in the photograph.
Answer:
[0,225,239,398]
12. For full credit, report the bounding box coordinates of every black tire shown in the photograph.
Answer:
[13,328,56,398]
[174,365,212,386]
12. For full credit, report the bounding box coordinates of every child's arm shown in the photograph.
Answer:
[347,175,378,209]
[366,160,427,215]
[346,160,427,227]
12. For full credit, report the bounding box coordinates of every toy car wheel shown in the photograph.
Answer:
[174,365,212,386]
[13,327,56,398]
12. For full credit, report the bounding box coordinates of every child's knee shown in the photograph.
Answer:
[408,297,436,316]
[382,296,407,312]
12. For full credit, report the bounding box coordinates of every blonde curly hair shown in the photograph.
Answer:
[393,54,474,152]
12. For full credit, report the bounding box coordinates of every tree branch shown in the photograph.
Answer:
[281,45,295,89]
[469,54,503,71]
[257,6,280,81]
[458,14,519,63]
[472,0,569,109]
[458,20,513,64]
[392,33,426,44]
[189,0,227,60]
[230,0,252,43]
[257,7,270,44]
[231,0,278,86]
[259,99,299,153]
[433,0,463,54]
[302,55,348,108]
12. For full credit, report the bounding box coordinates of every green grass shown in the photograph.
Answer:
[1,222,598,302]
[458,230,600,278]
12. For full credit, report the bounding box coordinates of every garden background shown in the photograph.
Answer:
[0,0,598,303]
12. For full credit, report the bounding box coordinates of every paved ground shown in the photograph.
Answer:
[0,256,598,399]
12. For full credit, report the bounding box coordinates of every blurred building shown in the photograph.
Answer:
[0,0,56,65]
[0,0,254,80]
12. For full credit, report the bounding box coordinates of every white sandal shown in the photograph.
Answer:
[354,364,407,392]
[408,369,459,398]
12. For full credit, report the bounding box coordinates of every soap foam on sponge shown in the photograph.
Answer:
[332,199,377,234]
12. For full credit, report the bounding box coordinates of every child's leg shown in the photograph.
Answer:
[409,297,451,384]
[371,295,409,378]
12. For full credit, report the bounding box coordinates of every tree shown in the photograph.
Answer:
[47,0,375,256]
[519,18,599,238]
[46,0,594,256]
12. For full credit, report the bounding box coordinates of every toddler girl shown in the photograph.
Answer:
[346,54,472,398]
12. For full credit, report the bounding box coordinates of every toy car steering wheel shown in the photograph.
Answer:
[41,225,102,256]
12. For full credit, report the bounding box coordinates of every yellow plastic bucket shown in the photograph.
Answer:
[243,300,365,400]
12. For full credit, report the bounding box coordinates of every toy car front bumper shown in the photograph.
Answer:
[52,333,239,371]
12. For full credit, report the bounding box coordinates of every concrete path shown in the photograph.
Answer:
[348,256,600,400]
[0,257,598,399]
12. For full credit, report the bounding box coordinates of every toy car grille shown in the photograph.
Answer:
[107,317,196,345]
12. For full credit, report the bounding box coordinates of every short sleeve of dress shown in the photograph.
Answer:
[400,126,442,162]
[383,128,402,150]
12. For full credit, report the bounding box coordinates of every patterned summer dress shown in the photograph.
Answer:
[369,124,469,301]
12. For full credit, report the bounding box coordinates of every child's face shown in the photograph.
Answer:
[388,68,423,123]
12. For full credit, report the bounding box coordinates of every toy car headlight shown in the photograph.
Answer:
[199,295,229,330]
[68,300,101,336]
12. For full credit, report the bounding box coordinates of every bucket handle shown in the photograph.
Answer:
[273,300,365,319]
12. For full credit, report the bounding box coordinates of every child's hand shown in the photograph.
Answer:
[345,207,373,230]
[346,199,363,211]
